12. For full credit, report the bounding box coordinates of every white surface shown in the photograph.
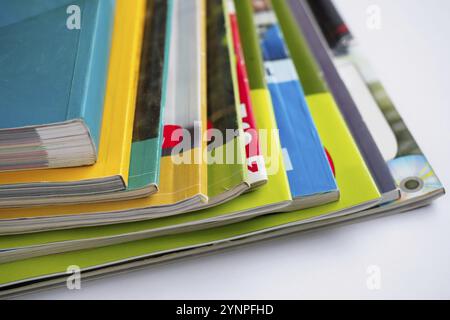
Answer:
[21,0,450,299]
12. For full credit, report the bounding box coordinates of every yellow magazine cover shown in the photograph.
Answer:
[0,0,143,205]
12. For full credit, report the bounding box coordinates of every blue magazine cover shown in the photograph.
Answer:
[254,6,338,209]
[0,0,115,171]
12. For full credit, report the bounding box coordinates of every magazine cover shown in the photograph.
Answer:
[254,0,338,209]
[0,0,115,171]
[302,0,444,209]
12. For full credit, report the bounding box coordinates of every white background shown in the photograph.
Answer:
[22,0,450,299]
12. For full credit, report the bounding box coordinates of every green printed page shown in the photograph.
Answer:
[0,0,292,252]
[206,0,247,199]
[0,91,381,288]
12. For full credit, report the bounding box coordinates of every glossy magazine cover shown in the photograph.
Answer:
[254,0,338,206]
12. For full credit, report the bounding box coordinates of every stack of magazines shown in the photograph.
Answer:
[0,0,444,296]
